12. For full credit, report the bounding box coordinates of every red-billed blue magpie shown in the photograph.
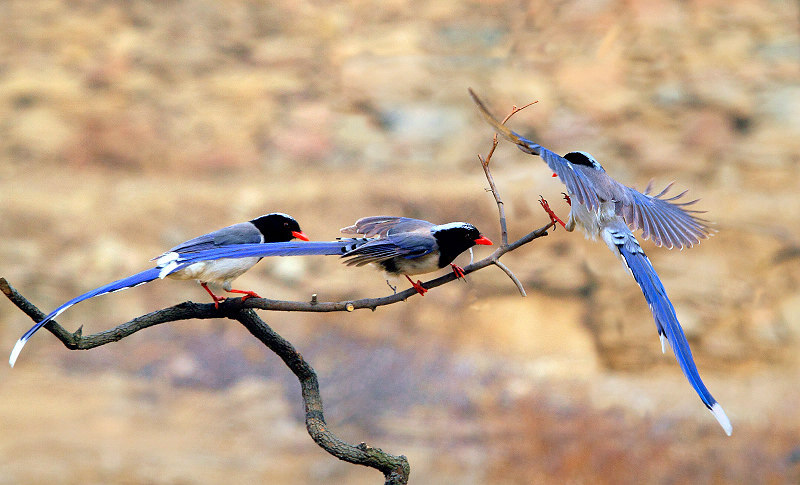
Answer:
[470,89,731,435]
[9,213,308,367]
[339,216,493,294]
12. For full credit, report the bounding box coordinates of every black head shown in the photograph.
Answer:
[563,151,604,172]
[432,222,492,268]
[250,213,309,242]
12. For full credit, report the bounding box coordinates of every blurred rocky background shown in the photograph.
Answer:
[1,0,799,483]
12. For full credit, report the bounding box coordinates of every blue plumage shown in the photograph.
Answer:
[174,240,360,262]
[10,216,490,368]
[469,89,712,249]
[10,212,310,368]
[9,267,162,367]
[470,89,730,434]
[613,232,718,411]
[11,241,358,366]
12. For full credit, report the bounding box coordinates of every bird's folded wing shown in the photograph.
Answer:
[153,222,263,259]
[341,234,434,266]
[341,216,435,238]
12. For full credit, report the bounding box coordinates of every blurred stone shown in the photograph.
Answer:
[759,86,800,132]
[12,107,73,160]
[462,295,599,377]
[653,81,686,107]
[379,104,467,143]
[780,294,800,339]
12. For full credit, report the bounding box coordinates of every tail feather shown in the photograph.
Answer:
[10,240,372,368]
[611,229,732,435]
[9,267,162,368]
[9,240,376,368]
[173,240,368,263]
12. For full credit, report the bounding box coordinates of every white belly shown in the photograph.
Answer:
[570,200,617,239]
[167,257,261,290]
[390,252,440,276]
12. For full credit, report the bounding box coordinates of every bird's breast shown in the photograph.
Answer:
[570,199,618,239]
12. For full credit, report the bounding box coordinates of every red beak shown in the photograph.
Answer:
[474,235,493,245]
[292,231,309,241]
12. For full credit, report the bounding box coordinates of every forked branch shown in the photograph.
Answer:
[1,99,547,485]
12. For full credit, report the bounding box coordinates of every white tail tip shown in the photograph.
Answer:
[9,339,26,368]
[711,402,732,436]
[659,334,668,354]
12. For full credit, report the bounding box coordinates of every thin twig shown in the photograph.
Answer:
[477,98,541,289]
[479,152,509,246]
[493,260,527,297]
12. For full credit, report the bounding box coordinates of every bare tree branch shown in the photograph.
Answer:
[0,277,411,485]
[1,101,549,484]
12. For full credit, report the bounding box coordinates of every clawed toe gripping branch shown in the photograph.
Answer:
[1,101,549,485]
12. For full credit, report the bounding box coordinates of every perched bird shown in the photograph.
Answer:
[179,216,493,295]
[339,216,493,294]
[9,213,309,367]
[469,89,731,435]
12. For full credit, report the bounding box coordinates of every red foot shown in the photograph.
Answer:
[405,275,427,296]
[201,282,225,309]
[227,288,262,303]
[450,263,466,279]
[562,192,572,206]
[539,196,566,229]
[552,173,558,177]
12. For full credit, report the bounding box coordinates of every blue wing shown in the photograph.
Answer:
[341,216,435,238]
[155,222,264,257]
[9,267,162,367]
[469,89,602,211]
[341,233,435,266]
[609,227,732,435]
[470,89,714,249]
[617,183,713,249]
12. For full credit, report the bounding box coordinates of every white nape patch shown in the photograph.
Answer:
[435,222,472,232]
[9,339,25,367]
[711,403,733,436]
[266,212,293,220]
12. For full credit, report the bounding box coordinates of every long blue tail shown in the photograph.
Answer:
[609,228,732,435]
[10,240,367,368]
[173,239,366,263]
[9,267,162,367]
